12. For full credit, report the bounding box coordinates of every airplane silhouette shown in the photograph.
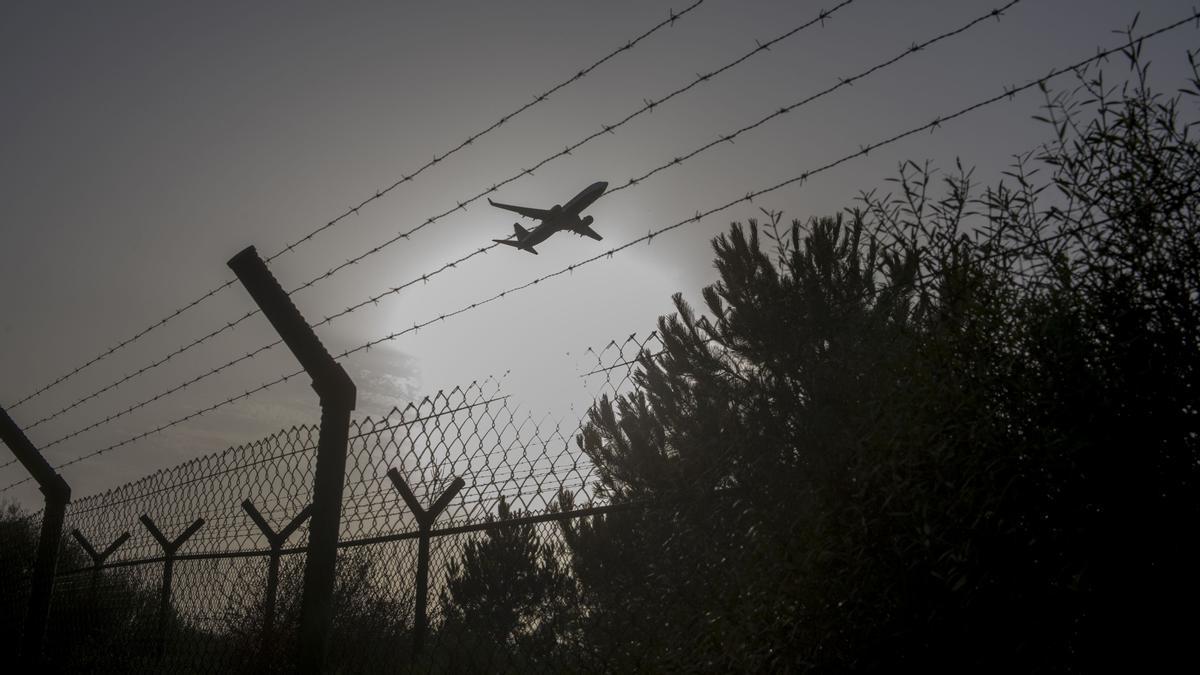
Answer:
[490,181,606,254]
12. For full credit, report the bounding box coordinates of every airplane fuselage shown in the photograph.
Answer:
[521,211,594,248]
[491,181,607,254]
[561,181,607,216]
[516,222,558,250]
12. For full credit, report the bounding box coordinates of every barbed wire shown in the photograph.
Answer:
[15,316,278,438]
[4,0,857,451]
[319,0,1039,358]
[1,0,707,415]
[5,8,1194,492]
[18,339,289,455]
[576,184,1200,381]
[605,0,1023,197]
[296,0,1013,329]
[3,280,242,413]
[280,0,857,300]
[257,0,707,270]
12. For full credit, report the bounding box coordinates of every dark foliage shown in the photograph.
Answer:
[222,548,411,674]
[0,502,167,673]
[572,48,1200,672]
[425,498,577,672]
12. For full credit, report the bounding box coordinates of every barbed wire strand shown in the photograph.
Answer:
[605,0,1023,197]
[4,9,1193,492]
[1,0,708,414]
[367,0,1034,380]
[578,185,1200,379]
[7,0,857,445]
[280,1,857,299]
[297,0,1018,337]
[12,0,849,437]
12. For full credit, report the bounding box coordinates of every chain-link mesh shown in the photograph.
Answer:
[0,333,676,673]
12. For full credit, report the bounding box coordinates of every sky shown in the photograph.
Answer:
[1,0,1196,508]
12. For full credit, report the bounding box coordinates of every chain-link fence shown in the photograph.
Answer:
[1,333,680,673]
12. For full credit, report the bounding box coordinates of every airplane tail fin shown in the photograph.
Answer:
[513,223,529,237]
[580,225,603,241]
[493,238,538,254]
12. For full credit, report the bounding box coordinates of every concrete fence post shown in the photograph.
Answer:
[0,405,72,667]
[228,246,356,674]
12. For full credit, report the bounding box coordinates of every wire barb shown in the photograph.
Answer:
[2,0,710,416]
[11,4,1198,489]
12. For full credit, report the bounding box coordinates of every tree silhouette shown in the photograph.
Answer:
[431,497,577,672]
[0,502,168,671]
[573,48,1200,671]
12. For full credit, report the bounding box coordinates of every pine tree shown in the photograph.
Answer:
[432,498,577,672]
[571,50,1200,671]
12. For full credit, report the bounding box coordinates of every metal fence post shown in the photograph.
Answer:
[228,246,356,674]
[139,514,204,659]
[385,468,465,658]
[70,529,130,597]
[0,405,72,666]
[241,499,312,656]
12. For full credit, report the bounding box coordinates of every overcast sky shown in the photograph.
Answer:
[1,0,1196,507]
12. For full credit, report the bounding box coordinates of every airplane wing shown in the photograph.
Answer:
[575,225,603,241]
[488,199,553,220]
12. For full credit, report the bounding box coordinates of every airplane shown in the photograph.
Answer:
[490,181,607,254]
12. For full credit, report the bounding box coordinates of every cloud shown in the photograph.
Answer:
[348,346,421,418]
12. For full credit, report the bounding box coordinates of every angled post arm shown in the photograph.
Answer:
[0,405,71,666]
[228,246,356,675]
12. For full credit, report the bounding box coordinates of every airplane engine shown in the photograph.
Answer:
[581,215,594,226]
